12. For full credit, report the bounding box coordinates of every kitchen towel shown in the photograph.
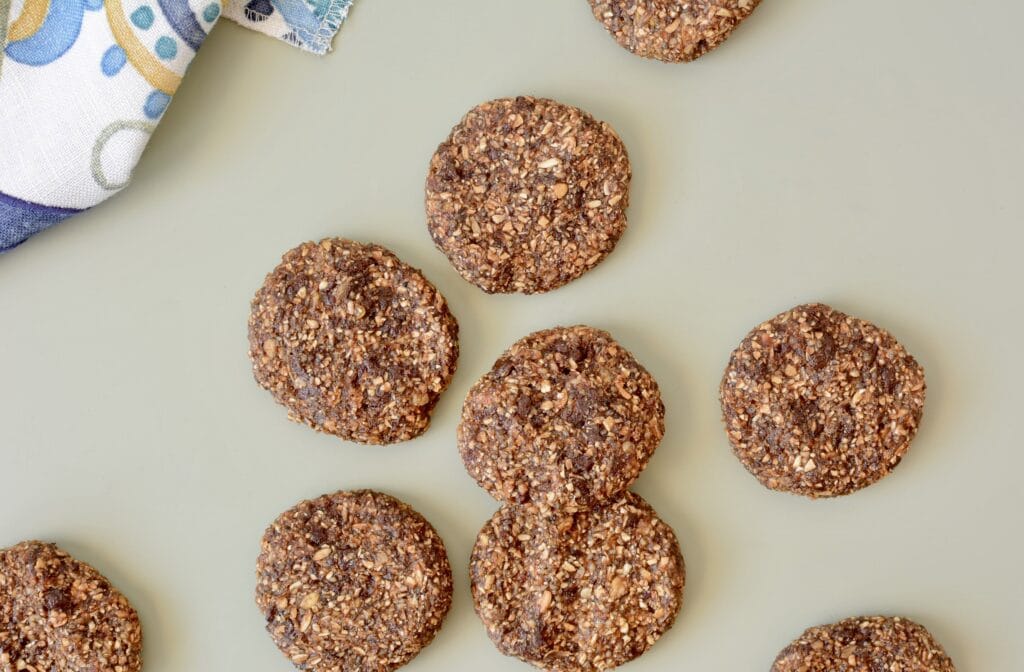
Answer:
[0,0,222,252]
[0,0,353,253]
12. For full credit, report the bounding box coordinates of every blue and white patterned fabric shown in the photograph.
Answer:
[0,0,353,253]
[0,0,220,252]
[223,0,352,55]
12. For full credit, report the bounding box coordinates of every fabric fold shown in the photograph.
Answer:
[221,0,353,55]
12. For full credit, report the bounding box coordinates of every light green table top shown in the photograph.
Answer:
[2,0,1022,669]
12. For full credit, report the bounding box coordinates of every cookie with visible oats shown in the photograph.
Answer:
[255,490,453,672]
[425,96,631,294]
[772,616,957,672]
[720,303,926,498]
[459,326,664,511]
[248,239,459,444]
[470,492,684,672]
[0,541,142,672]
[587,0,763,63]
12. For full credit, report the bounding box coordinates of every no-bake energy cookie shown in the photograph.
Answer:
[471,492,683,672]
[426,96,631,294]
[255,490,453,672]
[0,541,142,672]
[772,616,956,672]
[248,239,459,444]
[720,303,926,497]
[459,326,665,511]
[587,0,763,63]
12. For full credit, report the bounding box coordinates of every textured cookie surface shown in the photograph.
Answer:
[471,492,684,672]
[255,490,453,672]
[0,541,142,672]
[459,326,664,511]
[588,0,762,62]
[248,239,459,444]
[426,96,630,294]
[772,616,956,672]
[720,303,926,497]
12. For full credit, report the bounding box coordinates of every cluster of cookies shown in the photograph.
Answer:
[236,93,945,672]
[461,326,684,670]
[0,8,954,671]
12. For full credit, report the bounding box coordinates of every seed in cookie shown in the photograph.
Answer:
[255,490,453,672]
[470,492,684,672]
[248,238,459,444]
[587,0,763,63]
[425,96,631,294]
[720,303,926,498]
[772,615,956,672]
[459,325,664,511]
[0,541,142,672]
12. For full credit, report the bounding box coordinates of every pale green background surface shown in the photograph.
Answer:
[2,0,1023,669]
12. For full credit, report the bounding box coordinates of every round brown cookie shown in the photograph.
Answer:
[255,490,453,672]
[587,0,763,63]
[248,238,459,444]
[720,303,926,497]
[0,541,142,672]
[459,325,664,511]
[425,96,630,294]
[470,492,684,672]
[772,616,957,672]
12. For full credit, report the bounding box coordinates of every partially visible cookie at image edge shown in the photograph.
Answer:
[470,492,684,672]
[772,615,956,672]
[459,325,665,511]
[248,238,459,444]
[587,0,763,63]
[720,303,926,497]
[255,489,453,672]
[0,540,142,672]
[426,96,631,294]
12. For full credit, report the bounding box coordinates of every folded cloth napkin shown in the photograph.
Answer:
[0,0,353,253]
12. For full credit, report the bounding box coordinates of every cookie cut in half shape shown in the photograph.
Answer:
[0,540,143,672]
[587,0,763,63]
[772,615,956,672]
